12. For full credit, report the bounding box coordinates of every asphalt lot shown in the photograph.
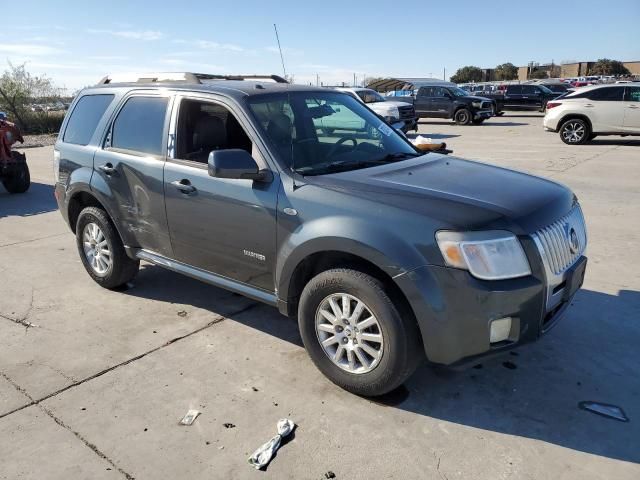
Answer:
[1,114,639,479]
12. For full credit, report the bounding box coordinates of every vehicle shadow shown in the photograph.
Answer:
[122,265,640,463]
[498,113,545,118]
[588,139,640,146]
[418,120,528,127]
[480,121,529,127]
[0,182,58,219]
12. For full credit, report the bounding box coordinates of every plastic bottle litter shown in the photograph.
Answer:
[247,418,295,470]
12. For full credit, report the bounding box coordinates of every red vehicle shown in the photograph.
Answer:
[0,112,30,194]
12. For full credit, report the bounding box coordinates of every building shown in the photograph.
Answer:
[517,61,640,80]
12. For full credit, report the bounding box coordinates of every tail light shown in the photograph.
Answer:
[546,102,562,110]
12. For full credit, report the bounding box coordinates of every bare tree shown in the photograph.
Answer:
[0,62,62,129]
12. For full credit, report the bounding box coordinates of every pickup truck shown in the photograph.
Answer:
[390,83,497,125]
[483,84,559,112]
[335,87,417,133]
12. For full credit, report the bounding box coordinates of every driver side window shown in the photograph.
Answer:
[175,99,253,164]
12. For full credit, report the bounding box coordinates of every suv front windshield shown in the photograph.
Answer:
[355,89,386,103]
[248,91,419,176]
[450,87,470,97]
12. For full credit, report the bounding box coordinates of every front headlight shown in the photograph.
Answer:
[436,231,531,280]
[471,101,482,108]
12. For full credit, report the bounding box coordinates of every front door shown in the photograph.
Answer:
[431,87,453,118]
[585,86,625,131]
[623,86,640,131]
[163,96,279,292]
[93,93,173,257]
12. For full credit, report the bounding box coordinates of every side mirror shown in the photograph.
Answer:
[207,149,269,181]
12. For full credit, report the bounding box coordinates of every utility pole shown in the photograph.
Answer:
[443,67,446,80]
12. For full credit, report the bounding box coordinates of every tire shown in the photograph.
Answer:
[472,118,485,125]
[453,108,472,125]
[75,206,139,289]
[559,118,590,145]
[298,268,422,396]
[2,161,30,194]
[588,134,597,141]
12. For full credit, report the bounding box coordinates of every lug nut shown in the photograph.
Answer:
[342,337,349,344]
[335,326,343,333]
[353,339,358,344]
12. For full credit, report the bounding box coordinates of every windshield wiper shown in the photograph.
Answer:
[303,152,422,176]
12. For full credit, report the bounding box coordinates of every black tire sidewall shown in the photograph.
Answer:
[560,119,590,145]
[75,207,138,289]
[298,269,420,396]
[2,162,30,194]
[455,108,472,125]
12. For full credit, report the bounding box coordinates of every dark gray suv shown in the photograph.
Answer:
[54,73,588,396]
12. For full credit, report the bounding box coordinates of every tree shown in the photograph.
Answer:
[529,69,549,80]
[0,62,61,129]
[494,63,518,81]
[450,66,483,84]
[588,59,630,76]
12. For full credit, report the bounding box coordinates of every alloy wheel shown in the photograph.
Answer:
[315,293,384,374]
[82,222,112,276]
[562,121,586,143]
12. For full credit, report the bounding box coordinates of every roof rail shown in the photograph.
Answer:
[96,72,288,85]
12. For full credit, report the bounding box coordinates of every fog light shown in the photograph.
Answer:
[490,317,512,343]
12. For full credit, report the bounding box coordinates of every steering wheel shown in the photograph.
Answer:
[327,136,358,158]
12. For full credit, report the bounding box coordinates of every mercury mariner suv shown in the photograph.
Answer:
[54,72,588,396]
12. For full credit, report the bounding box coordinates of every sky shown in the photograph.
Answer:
[3,0,639,93]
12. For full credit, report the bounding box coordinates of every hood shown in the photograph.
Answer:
[381,100,414,108]
[303,155,574,234]
[464,95,492,102]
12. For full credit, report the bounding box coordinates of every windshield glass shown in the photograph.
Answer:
[355,89,386,103]
[538,84,554,94]
[248,92,419,175]
[450,87,469,97]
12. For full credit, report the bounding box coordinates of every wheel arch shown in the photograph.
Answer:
[558,113,593,132]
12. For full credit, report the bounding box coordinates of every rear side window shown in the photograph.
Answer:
[624,86,640,102]
[111,96,169,155]
[587,87,624,101]
[63,94,114,145]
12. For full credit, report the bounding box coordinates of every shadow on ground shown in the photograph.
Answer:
[419,120,529,127]
[121,264,640,464]
[587,139,640,146]
[406,132,460,140]
[0,182,57,218]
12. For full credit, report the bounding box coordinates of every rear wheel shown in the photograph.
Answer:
[75,207,139,289]
[298,268,422,396]
[1,161,30,194]
[559,118,590,145]
[454,108,472,125]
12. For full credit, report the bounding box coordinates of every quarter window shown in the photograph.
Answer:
[586,87,624,101]
[63,94,114,146]
[506,85,522,94]
[111,96,168,155]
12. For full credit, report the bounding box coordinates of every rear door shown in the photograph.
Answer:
[584,87,625,132]
[414,87,433,116]
[503,85,523,108]
[622,86,640,132]
[521,85,543,109]
[93,92,173,256]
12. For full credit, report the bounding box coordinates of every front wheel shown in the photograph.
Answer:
[454,108,472,125]
[2,161,30,194]
[559,118,590,145]
[75,207,139,289]
[298,269,422,396]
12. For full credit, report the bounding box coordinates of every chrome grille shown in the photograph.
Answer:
[480,101,492,110]
[398,105,415,120]
[533,205,587,275]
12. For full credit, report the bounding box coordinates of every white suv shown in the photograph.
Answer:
[543,84,640,144]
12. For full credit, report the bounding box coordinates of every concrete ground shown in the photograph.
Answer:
[1,114,638,479]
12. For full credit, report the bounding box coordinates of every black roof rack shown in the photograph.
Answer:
[96,72,288,85]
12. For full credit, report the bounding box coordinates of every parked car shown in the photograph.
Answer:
[391,83,497,125]
[483,84,559,112]
[54,72,588,396]
[538,83,573,95]
[335,87,417,132]
[544,84,640,144]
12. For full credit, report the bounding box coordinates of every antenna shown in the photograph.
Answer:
[273,23,298,190]
[273,24,287,79]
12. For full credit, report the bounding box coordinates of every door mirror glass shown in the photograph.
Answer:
[207,149,267,181]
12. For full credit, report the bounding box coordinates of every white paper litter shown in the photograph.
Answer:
[410,135,436,146]
[178,409,200,426]
[247,418,295,470]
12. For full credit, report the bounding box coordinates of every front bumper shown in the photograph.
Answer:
[474,109,493,119]
[394,252,587,366]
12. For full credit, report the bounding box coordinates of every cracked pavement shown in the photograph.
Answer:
[1,115,639,479]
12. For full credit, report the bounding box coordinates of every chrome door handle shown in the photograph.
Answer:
[98,163,115,175]
[171,179,196,194]
[628,105,639,109]
[584,104,594,108]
